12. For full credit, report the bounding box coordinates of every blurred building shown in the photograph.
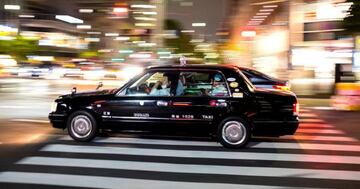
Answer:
[1,0,88,59]
[166,0,231,42]
[229,0,353,95]
[1,0,167,62]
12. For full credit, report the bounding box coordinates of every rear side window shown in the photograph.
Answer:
[176,71,230,97]
[242,70,269,83]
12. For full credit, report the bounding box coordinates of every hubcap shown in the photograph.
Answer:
[70,115,92,139]
[222,121,246,145]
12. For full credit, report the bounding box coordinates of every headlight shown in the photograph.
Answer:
[50,102,58,112]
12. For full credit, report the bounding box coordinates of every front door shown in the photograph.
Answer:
[103,71,173,124]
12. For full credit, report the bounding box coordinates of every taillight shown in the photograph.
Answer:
[209,100,217,107]
[293,102,299,116]
[209,100,227,107]
[273,84,290,91]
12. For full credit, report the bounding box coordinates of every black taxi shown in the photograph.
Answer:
[49,64,299,148]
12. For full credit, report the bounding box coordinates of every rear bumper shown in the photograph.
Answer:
[48,113,66,129]
[252,119,299,136]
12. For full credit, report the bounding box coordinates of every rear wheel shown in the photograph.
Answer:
[218,117,251,148]
[67,111,98,142]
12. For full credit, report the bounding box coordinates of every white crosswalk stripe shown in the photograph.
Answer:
[40,144,360,164]
[296,128,344,134]
[0,172,309,189]
[60,136,360,152]
[284,135,358,142]
[297,123,334,128]
[17,156,360,181]
[0,108,359,188]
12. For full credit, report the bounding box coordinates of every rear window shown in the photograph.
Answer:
[242,69,276,82]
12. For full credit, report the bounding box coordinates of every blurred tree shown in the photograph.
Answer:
[164,19,195,54]
[0,36,39,60]
[80,51,98,59]
[343,0,360,34]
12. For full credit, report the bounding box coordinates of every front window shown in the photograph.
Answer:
[124,71,173,96]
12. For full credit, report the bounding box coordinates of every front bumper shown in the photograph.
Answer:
[48,113,67,129]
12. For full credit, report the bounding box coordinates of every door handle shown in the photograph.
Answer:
[172,102,192,106]
[156,100,169,107]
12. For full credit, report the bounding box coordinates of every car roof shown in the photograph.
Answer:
[147,64,238,72]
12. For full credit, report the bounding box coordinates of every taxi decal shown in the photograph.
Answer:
[134,113,149,117]
[202,115,214,120]
[227,77,236,82]
[230,82,239,88]
[171,114,194,119]
[233,92,244,98]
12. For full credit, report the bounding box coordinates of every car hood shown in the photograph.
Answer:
[57,88,117,101]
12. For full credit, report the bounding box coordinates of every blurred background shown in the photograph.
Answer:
[0,0,359,110]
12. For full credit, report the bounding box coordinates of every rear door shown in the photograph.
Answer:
[167,70,231,125]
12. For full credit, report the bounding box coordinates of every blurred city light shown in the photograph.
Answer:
[256,12,271,15]
[27,56,54,61]
[113,7,128,13]
[192,23,206,27]
[241,31,256,37]
[55,15,83,24]
[129,53,152,59]
[105,33,119,37]
[18,15,35,18]
[134,17,157,21]
[135,23,155,27]
[119,50,134,54]
[181,30,195,33]
[87,31,101,35]
[138,42,156,47]
[4,5,20,10]
[85,38,100,42]
[76,25,91,29]
[259,9,274,12]
[130,5,156,9]
[79,9,93,13]
[0,25,18,33]
[114,36,130,41]
[118,66,144,80]
[263,5,278,8]
[140,11,157,15]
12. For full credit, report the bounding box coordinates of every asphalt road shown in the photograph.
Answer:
[0,78,359,189]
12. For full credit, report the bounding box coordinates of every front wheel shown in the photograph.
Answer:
[67,111,98,142]
[218,117,251,148]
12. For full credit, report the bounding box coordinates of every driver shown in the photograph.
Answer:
[150,75,171,96]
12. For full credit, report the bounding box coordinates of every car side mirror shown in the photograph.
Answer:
[96,82,103,90]
[71,87,77,95]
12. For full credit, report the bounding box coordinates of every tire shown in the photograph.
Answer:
[217,117,251,148]
[67,110,98,142]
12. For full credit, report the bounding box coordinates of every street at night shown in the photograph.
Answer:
[0,79,359,188]
[1,0,360,188]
